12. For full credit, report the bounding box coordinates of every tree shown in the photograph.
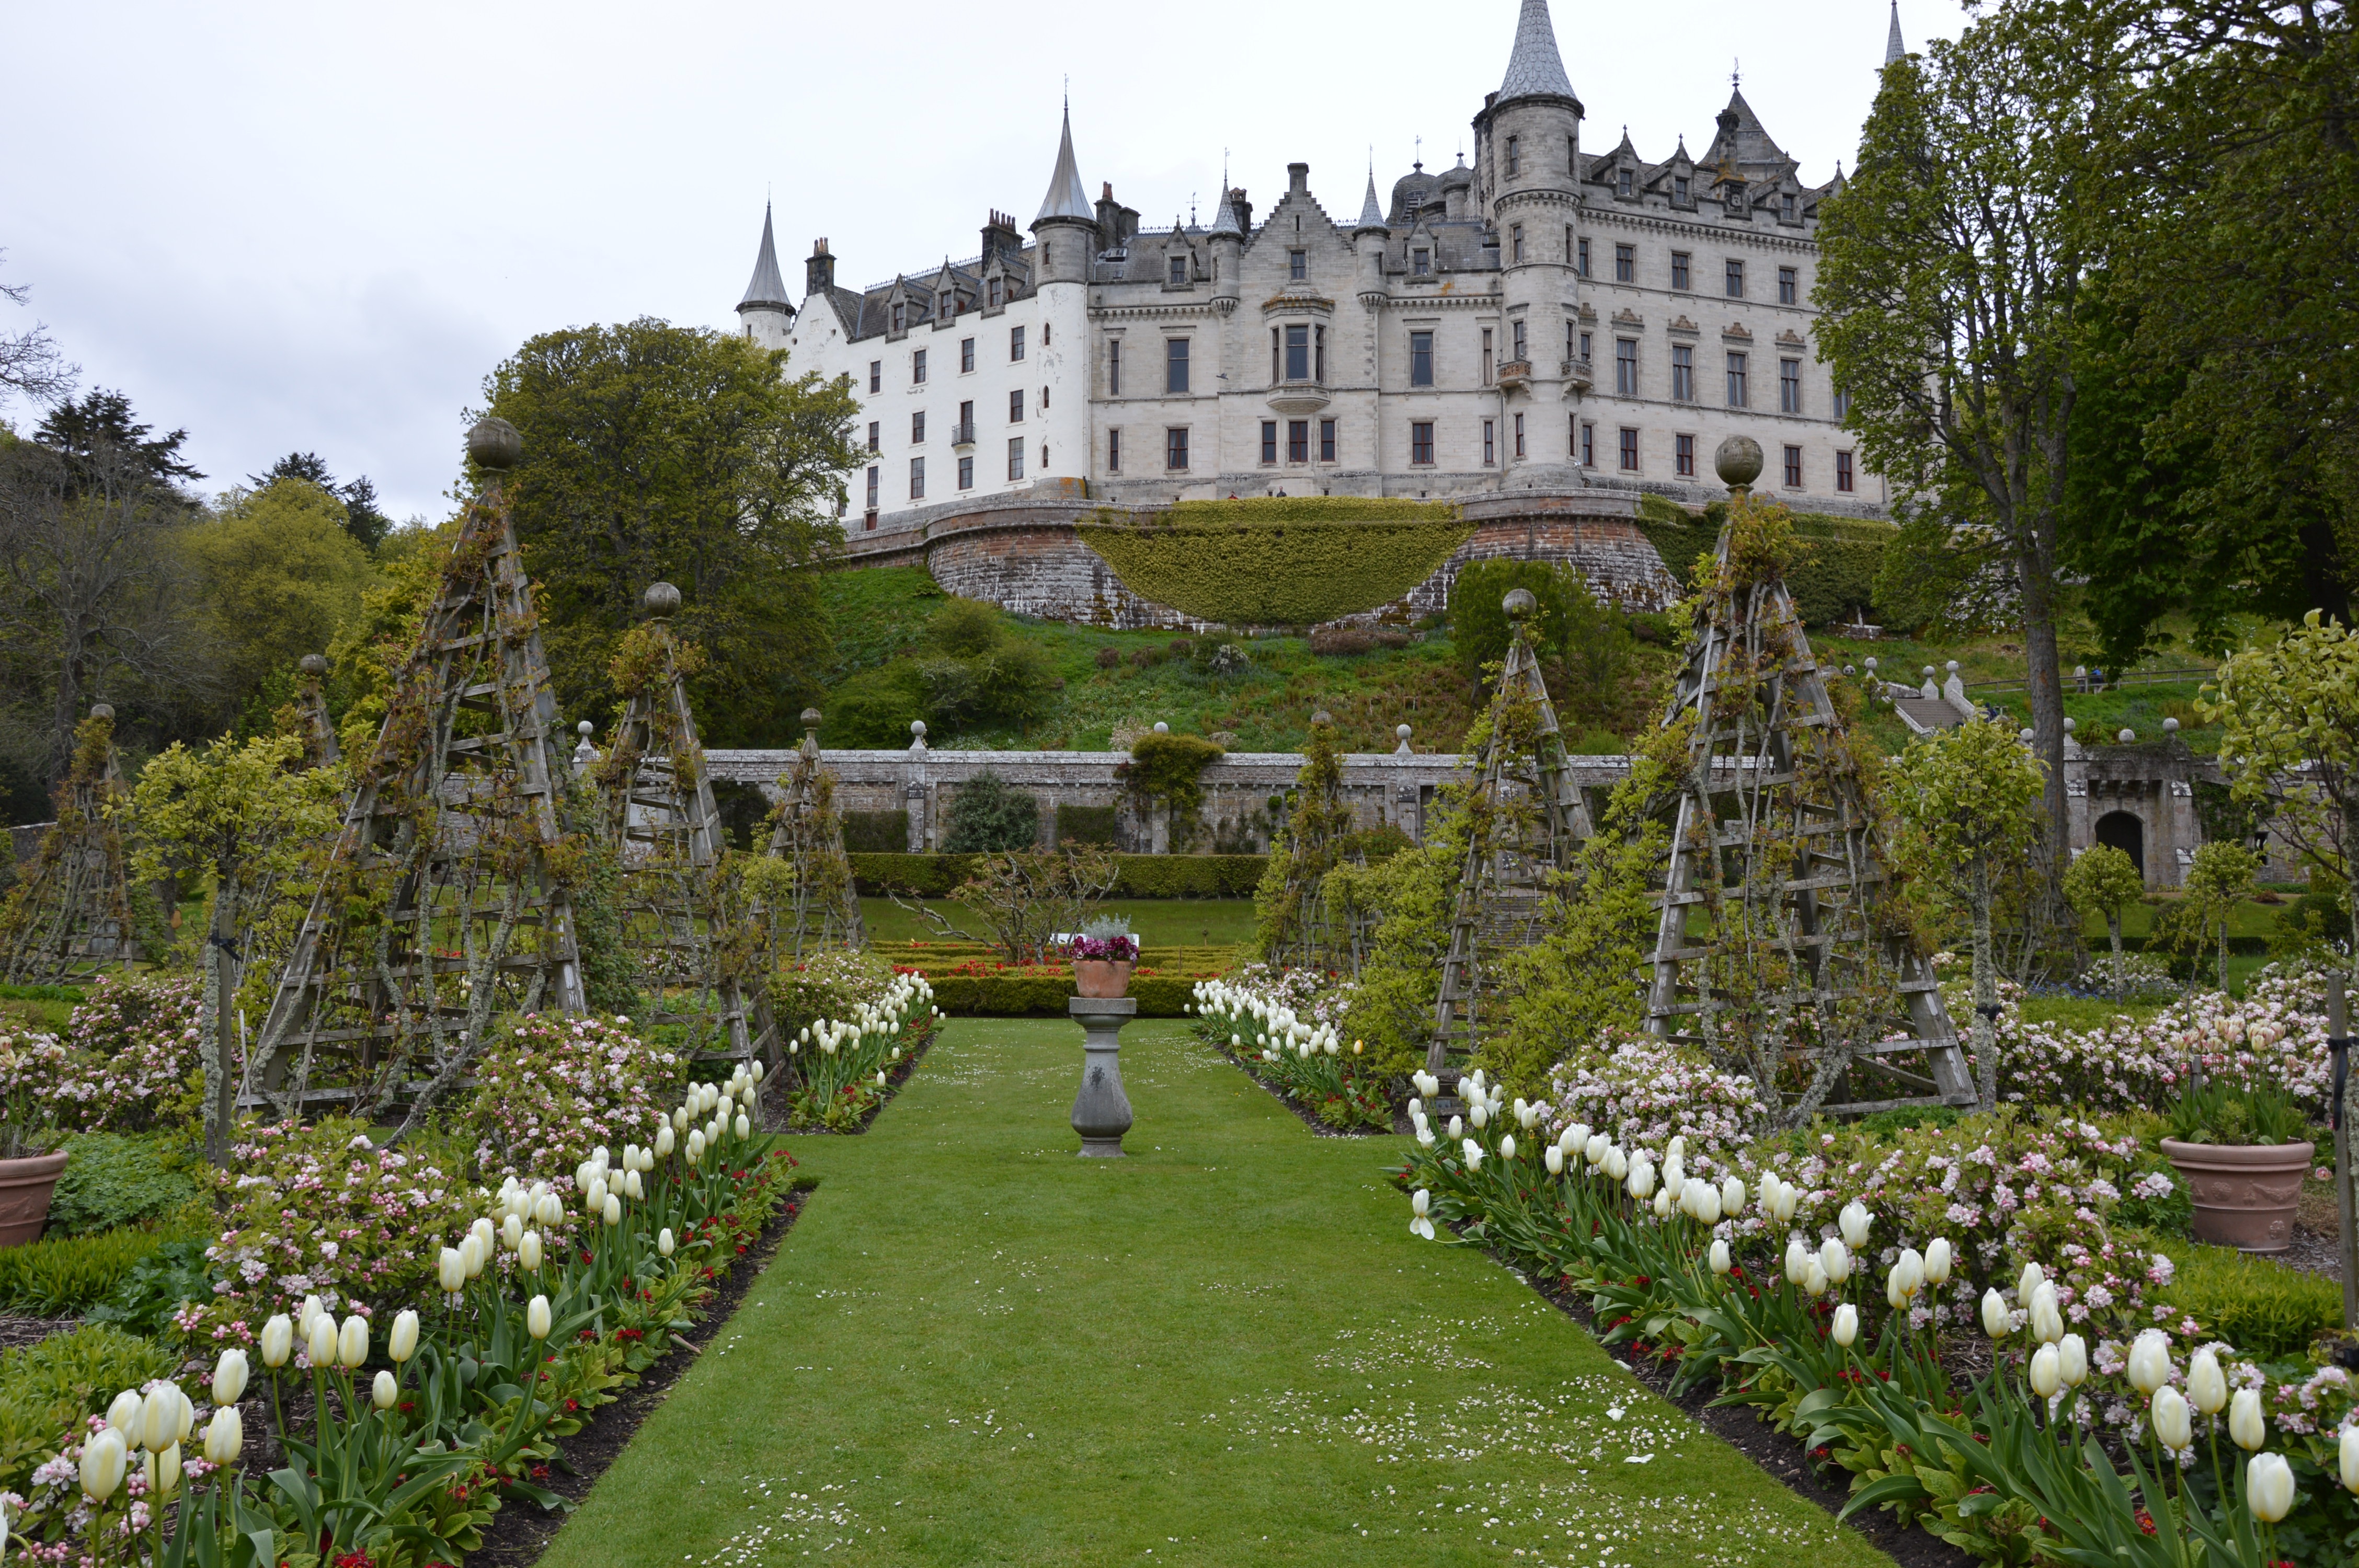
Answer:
[2062,841,2145,997]
[183,479,375,713]
[1886,716,2048,1111]
[2183,839,2259,994]
[33,389,202,486]
[1815,2,2110,905]
[941,770,1040,852]
[479,320,860,745]
[828,597,1057,745]
[128,732,344,1161]
[249,452,394,552]
[891,845,1118,964]
[0,252,75,409]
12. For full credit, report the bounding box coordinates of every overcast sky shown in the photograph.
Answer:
[1,0,1963,524]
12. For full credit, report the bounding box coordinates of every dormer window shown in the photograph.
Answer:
[1169,254,1187,286]
[1782,193,1796,221]
[1675,175,1690,203]
[1618,167,1633,198]
[1506,135,1520,177]
[1412,248,1431,276]
[892,302,906,332]
[988,278,1003,309]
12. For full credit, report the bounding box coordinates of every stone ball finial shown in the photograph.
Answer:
[2020,727,2035,742]
[1153,720,1170,733]
[1309,711,1332,727]
[1503,587,1538,621]
[467,417,523,471]
[1945,660,1960,674]
[2164,716,2180,733]
[1864,656,1878,671]
[1713,435,1764,489]
[1396,723,1413,741]
[2118,728,2136,744]
[299,653,328,677]
[801,707,823,731]
[2063,716,2077,733]
[1922,666,1936,678]
[910,719,927,739]
[577,720,594,737]
[643,581,682,617]
[88,702,113,721]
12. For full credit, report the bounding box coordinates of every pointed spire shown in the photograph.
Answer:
[1885,0,1906,64]
[737,202,792,311]
[1356,166,1387,231]
[1034,101,1093,225]
[1497,0,1577,106]
[1207,187,1243,238]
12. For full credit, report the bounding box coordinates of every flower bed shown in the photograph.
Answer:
[1189,972,1390,1131]
[780,969,940,1129]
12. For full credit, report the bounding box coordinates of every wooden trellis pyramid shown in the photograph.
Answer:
[1263,713,1372,975]
[1427,593,1593,1083]
[593,584,771,1074]
[758,708,864,958]
[1643,450,1972,1120]
[292,653,341,770]
[246,418,586,1120]
[0,705,141,982]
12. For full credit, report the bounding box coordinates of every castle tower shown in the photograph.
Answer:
[736,201,794,352]
[1029,102,1096,491]
[1885,1,1907,64]
[1475,0,1584,476]
[1207,185,1244,306]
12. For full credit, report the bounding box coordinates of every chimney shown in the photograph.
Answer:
[1095,183,1126,252]
[1229,187,1253,233]
[806,238,835,297]
[981,210,1022,264]
[1288,162,1310,197]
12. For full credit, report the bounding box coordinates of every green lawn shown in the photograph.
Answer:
[537,1018,1888,1568]
[859,896,1259,950]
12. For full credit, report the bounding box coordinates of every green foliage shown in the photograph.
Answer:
[943,770,1040,852]
[817,564,945,685]
[0,983,82,1004]
[1076,498,1472,626]
[82,1236,217,1338]
[1338,815,1465,1086]
[824,596,1059,745]
[482,318,861,747]
[842,809,910,853]
[0,1225,179,1313]
[1126,732,1225,845]
[44,1132,201,1237]
[2158,1242,2343,1359]
[1633,497,1901,628]
[0,1324,180,1492]
[1052,804,1117,847]
[2063,844,2144,933]
[2165,1075,2312,1147]
[183,478,376,709]
[851,851,1268,900]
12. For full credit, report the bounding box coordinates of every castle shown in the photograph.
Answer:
[734,0,1905,627]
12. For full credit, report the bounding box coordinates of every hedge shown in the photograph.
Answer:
[842,810,910,854]
[1076,496,1472,626]
[922,973,1197,1017]
[1633,495,1898,628]
[2158,1242,2344,1358]
[1053,804,1117,847]
[850,852,1267,898]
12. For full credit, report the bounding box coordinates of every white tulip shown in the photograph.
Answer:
[1499,1134,1517,1161]
[1696,1184,1722,1225]
[1651,1187,1673,1220]
[1462,1140,1484,1171]
[1544,1145,1564,1175]
[1982,1289,2009,1338]
[658,1227,675,1257]
[2127,1330,2171,1396]
[372,1371,397,1411]
[460,1231,486,1280]
[2029,1344,2062,1399]
[141,1389,174,1452]
[528,1294,552,1341]
[1831,1305,1859,1348]
[1469,1102,1489,1130]
[1412,1188,1430,1218]
[2230,1387,2267,1451]
[202,1406,242,1466]
[80,1427,127,1502]
[1923,1238,1952,1286]
[2188,1350,2227,1415]
[1562,1123,1589,1153]
[585,1177,608,1214]
[502,1213,524,1251]
[1709,1240,1731,1275]
[388,1310,419,1365]
[306,1313,338,1369]
[1721,1177,1746,1217]
[2152,1386,2194,1451]
[1819,1237,1850,1285]
[2058,1333,2087,1388]
[212,1348,249,1408]
[2340,1424,2359,1493]
[1838,1201,1871,1249]
[1627,1157,1656,1201]
[1784,1239,1810,1285]
[2029,1282,2064,1345]
[537,1192,564,1227]
[1586,1134,1609,1166]
[624,1169,644,1200]
[604,1194,622,1226]
[520,1230,543,1272]
[338,1315,368,1369]
[655,1123,675,1158]
[735,1112,752,1139]
[259,1315,294,1369]
[1604,1147,1628,1181]
[297,1294,326,1336]
[2017,1261,2045,1301]
[2248,1451,2295,1523]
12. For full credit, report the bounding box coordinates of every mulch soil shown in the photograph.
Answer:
[464,1185,811,1568]
[0,1314,82,1353]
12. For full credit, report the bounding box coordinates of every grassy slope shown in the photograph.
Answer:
[860,895,1258,948]
[536,1018,1890,1568]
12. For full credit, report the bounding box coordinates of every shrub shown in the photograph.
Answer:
[942,770,1041,852]
[1052,804,1118,848]
[0,1324,180,1493]
[83,1236,219,1338]
[2159,1243,2343,1358]
[773,946,906,1026]
[50,976,205,1134]
[848,851,1268,898]
[1094,645,1121,669]
[44,1132,202,1238]
[0,1226,178,1314]
[842,809,910,853]
[1632,494,1902,628]
[464,1014,684,1180]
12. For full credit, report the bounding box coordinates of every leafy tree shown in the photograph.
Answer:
[941,770,1040,852]
[2062,842,2146,997]
[2182,839,2259,994]
[0,251,75,409]
[321,520,454,762]
[1449,559,1632,724]
[33,390,202,487]
[1885,716,2048,1112]
[182,479,374,716]
[248,452,393,552]
[826,597,1056,746]
[127,732,344,1161]
[1815,4,2109,892]
[479,319,860,746]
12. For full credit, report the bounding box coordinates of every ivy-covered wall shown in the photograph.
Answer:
[1633,494,1899,627]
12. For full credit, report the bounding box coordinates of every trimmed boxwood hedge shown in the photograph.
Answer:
[842,810,910,854]
[850,852,1266,898]
[923,973,1196,1017]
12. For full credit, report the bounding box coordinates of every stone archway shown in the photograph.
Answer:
[2094,810,2146,879]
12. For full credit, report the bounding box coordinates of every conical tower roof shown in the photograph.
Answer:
[1885,1,1906,64]
[1355,168,1387,230]
[1034,102,1093,225]
[1496,0,1577,106]
[737,202,792,310]
[1207,188,1243,238]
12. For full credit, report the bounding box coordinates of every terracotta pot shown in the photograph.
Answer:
[0,1150,70,1248]
[2161,1137,2313,1253]
[1072,959,1134,999]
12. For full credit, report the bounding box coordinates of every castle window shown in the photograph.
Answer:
[1514,412,1526,458]
[1779,266,1798,305]
[958,455,975,489]
[1410,422,1435,466]
[1285,325,1309,382]
[1725,259,1745,297]
[1107,429,1121,473]
[958,399,974,438]
[1564,225,1574,262]
[1619,428,1639,470]
[1010,326,1026,361]
[1288,420,1309,463]
[1412,248,1431,276]
[866,421,879,453]
[1042,323,1050,345]
[865,465,878,507]
[1579,330,1592,362]
[960,338,976,373]
[1780,358,1802,413]
[1482,419,1495,467]
[909,457,925,499]
[1834,386,1852,420]
[912,411,925,444]
[1041,385,1049,410]
[1320,419,1336,461]
[1566,319,1577,361]
[1617,167,1633,198]
[1108,340,1120,396]
[1671,251,1691,291]
[1289,249,1307,282]
[1010,389,1025,423]
[1726,351,1749,406]
[1782,193,1796,222]
[1615,338,1637,396]
[892,303,906,332]
[1007,438,1025,480]
[1836,450,1854,492]
[1166,337,1190,393]
[1675,175,1690,203]
[1783,445,1803,488]
[1579,421,1596,466]
[1511,224,1525,262]
[869,361,881,393]
[1512,320,1527,363]
[1676,433,1696,476]
[1262,421,1278,464]
[1506,135,1520,176]
[913,349,929,384]
[1410,331,1434,387]
[1672,345,1694,402]
[1577,237,1591,276]
[1315,326,1326,381]
[1482,327,1494,385]
[1615,244,1634,283]
[1169,254,1188,286]
[988,278,1002,309]
[1166,428,1189,470]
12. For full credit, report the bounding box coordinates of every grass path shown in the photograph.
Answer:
[536,1019,1893,1568]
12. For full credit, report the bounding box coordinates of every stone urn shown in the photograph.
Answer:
[1073,959,1135,999]
[2161,1137,2314,1252]
[1069,997,1136,1157]
[0,1150,70,1247]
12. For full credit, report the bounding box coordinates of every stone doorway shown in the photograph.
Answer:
[2094,809,2146,879]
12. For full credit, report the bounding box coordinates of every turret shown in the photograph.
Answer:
[735,202,793,352]
[1030,101,1097,286]
[1353,168,1389,303]
[1207,185,1243,305]
[1027,103,1095,494]
[1475,0,1584,468]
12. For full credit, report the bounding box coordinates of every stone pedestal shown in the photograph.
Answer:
[1069,996,1136,1157]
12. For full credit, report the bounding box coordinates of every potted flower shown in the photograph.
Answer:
[2158,1076,2315,1252]
[0,1031,70,1247]
[1070,916,1139,999]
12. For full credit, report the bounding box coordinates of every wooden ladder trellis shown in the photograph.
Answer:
[1643,494,1972,1120]
[292,653,341,771]
[245,419,586,1123]
[595,584,772,1080]
[1426,592,1594,1087]
[758,709,864,959]
[0,706,141,982]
